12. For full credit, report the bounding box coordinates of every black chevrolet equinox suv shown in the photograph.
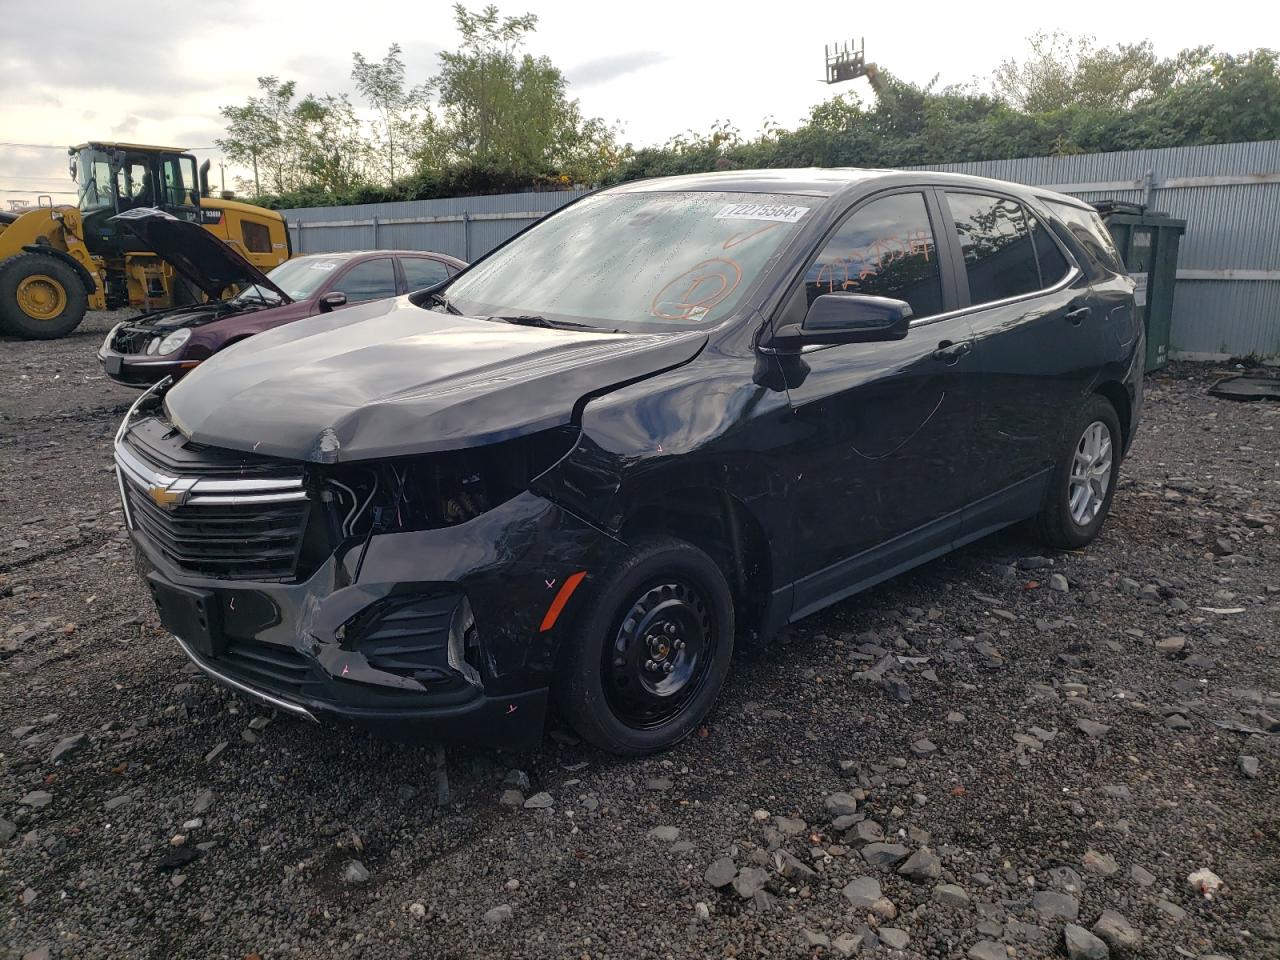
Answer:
[114,169,1141,755]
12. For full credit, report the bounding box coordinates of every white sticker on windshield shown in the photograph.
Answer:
[715,202,810,224]
[309,262,338,271]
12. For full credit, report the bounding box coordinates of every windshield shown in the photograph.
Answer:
[440,190,811,332]
[75,149,114,212]
[234,256,349,303]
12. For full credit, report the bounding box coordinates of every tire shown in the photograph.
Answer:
[555,535,735,755]
[0,253,88,339]
[1034,395,1123,549]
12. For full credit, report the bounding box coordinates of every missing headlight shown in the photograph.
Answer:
[319,426,579,539]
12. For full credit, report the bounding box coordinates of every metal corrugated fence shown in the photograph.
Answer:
[284,189,590,265]
[281,140,1280,359]
[911,141,1280,359]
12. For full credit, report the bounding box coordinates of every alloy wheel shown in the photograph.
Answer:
[1068,420,1113,526]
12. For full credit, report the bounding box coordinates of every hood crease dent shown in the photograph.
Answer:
[163,297,708,463]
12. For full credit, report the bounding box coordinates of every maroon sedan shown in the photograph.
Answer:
[98,209,465,387]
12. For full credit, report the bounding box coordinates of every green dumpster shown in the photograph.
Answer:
[1094,201,1186,373]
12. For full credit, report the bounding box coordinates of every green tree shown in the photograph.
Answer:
[427,3,623,182]
[216,76,299,196]
[351,43,431,183]
[217,78,373,197]
[992,31,1213,112]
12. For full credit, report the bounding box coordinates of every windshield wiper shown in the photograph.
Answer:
[489,314,615,331]
[424,290,461,314]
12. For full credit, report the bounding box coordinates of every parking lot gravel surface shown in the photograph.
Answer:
[2,311,1277,959]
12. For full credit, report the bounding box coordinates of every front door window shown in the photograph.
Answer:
[805,192,943,319]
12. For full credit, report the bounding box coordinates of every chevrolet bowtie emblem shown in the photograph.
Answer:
[146,480,192,510]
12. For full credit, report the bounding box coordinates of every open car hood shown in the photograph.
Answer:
[110,207,292,303]
[164,296,707,462]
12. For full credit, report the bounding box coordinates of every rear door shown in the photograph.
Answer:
[399,256,453,294]
[777,188,982,617]
[936,190,1098,540]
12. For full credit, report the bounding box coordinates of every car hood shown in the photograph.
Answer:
[111,207,292,303]
[122,298,291,332]
[164,295,707,462]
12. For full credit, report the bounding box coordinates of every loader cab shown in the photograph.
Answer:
[70,143,203,256]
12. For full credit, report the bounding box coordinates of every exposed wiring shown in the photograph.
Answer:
[349,470,379,537]
[328,478,359,537]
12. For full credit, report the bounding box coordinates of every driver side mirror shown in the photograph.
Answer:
[772,293,912,349]
[317,292,347,313]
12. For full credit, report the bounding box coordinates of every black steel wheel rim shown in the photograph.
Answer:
[603,579,715,729]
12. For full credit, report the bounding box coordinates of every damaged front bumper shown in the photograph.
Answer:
[115,387,620,747]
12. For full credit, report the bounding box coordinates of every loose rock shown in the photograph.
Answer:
[861,842,909,868]
[897,847,942,881]
[704,856,737,888]
[342,860,369,883]
[1064,923,1109,960]
[841,876,881,909]
[1092,909,1142,950]
[483,904,513,925]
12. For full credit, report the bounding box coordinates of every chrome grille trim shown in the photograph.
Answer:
[114,440,306,509]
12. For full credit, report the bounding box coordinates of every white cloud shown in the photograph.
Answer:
[1,0,1270,205]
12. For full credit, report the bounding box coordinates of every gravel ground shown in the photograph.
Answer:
[2,311,1278,960]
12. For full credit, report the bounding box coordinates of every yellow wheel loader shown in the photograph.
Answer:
[0,142,290,339]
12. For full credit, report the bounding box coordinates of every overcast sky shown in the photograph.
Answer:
[1,0,1271,205]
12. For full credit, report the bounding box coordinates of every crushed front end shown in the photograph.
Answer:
[113,382,619,746]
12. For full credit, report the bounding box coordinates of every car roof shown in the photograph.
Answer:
[605,167,1086,209]
[292,250,462,263]
[610,168,895,197]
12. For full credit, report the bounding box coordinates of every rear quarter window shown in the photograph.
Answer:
[1045,201,1125,275]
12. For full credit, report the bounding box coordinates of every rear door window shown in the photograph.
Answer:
[945,192,1040,305]
[804,191,943,320]
[400,257,451,291]
[1029,213,1071,286]
[334,258,398,302]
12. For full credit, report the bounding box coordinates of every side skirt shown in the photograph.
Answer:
[779,469,1052,628]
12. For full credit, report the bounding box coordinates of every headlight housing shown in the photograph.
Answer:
[156,328,192,356]
[102,322,123,352]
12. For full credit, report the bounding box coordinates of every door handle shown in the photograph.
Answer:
[1065,304,1091,326]
[932,340,972,364]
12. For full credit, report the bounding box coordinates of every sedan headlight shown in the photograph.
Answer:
[156,328,192,356]
[102,322,123,351]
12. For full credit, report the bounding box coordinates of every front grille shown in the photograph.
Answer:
[125,484,308,580]
[111,325,158,356]
[117,415,310,582]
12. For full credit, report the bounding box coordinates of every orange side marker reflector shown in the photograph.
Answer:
[539,570,587,632]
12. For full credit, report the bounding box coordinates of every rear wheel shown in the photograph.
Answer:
[0,253,88,339]
[555,536,735,755]
[1034,395,1122,549]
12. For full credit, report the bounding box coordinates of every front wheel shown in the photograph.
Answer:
[555,536,735,755]
[0,252,88,339]
[1034,395,1122,549]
